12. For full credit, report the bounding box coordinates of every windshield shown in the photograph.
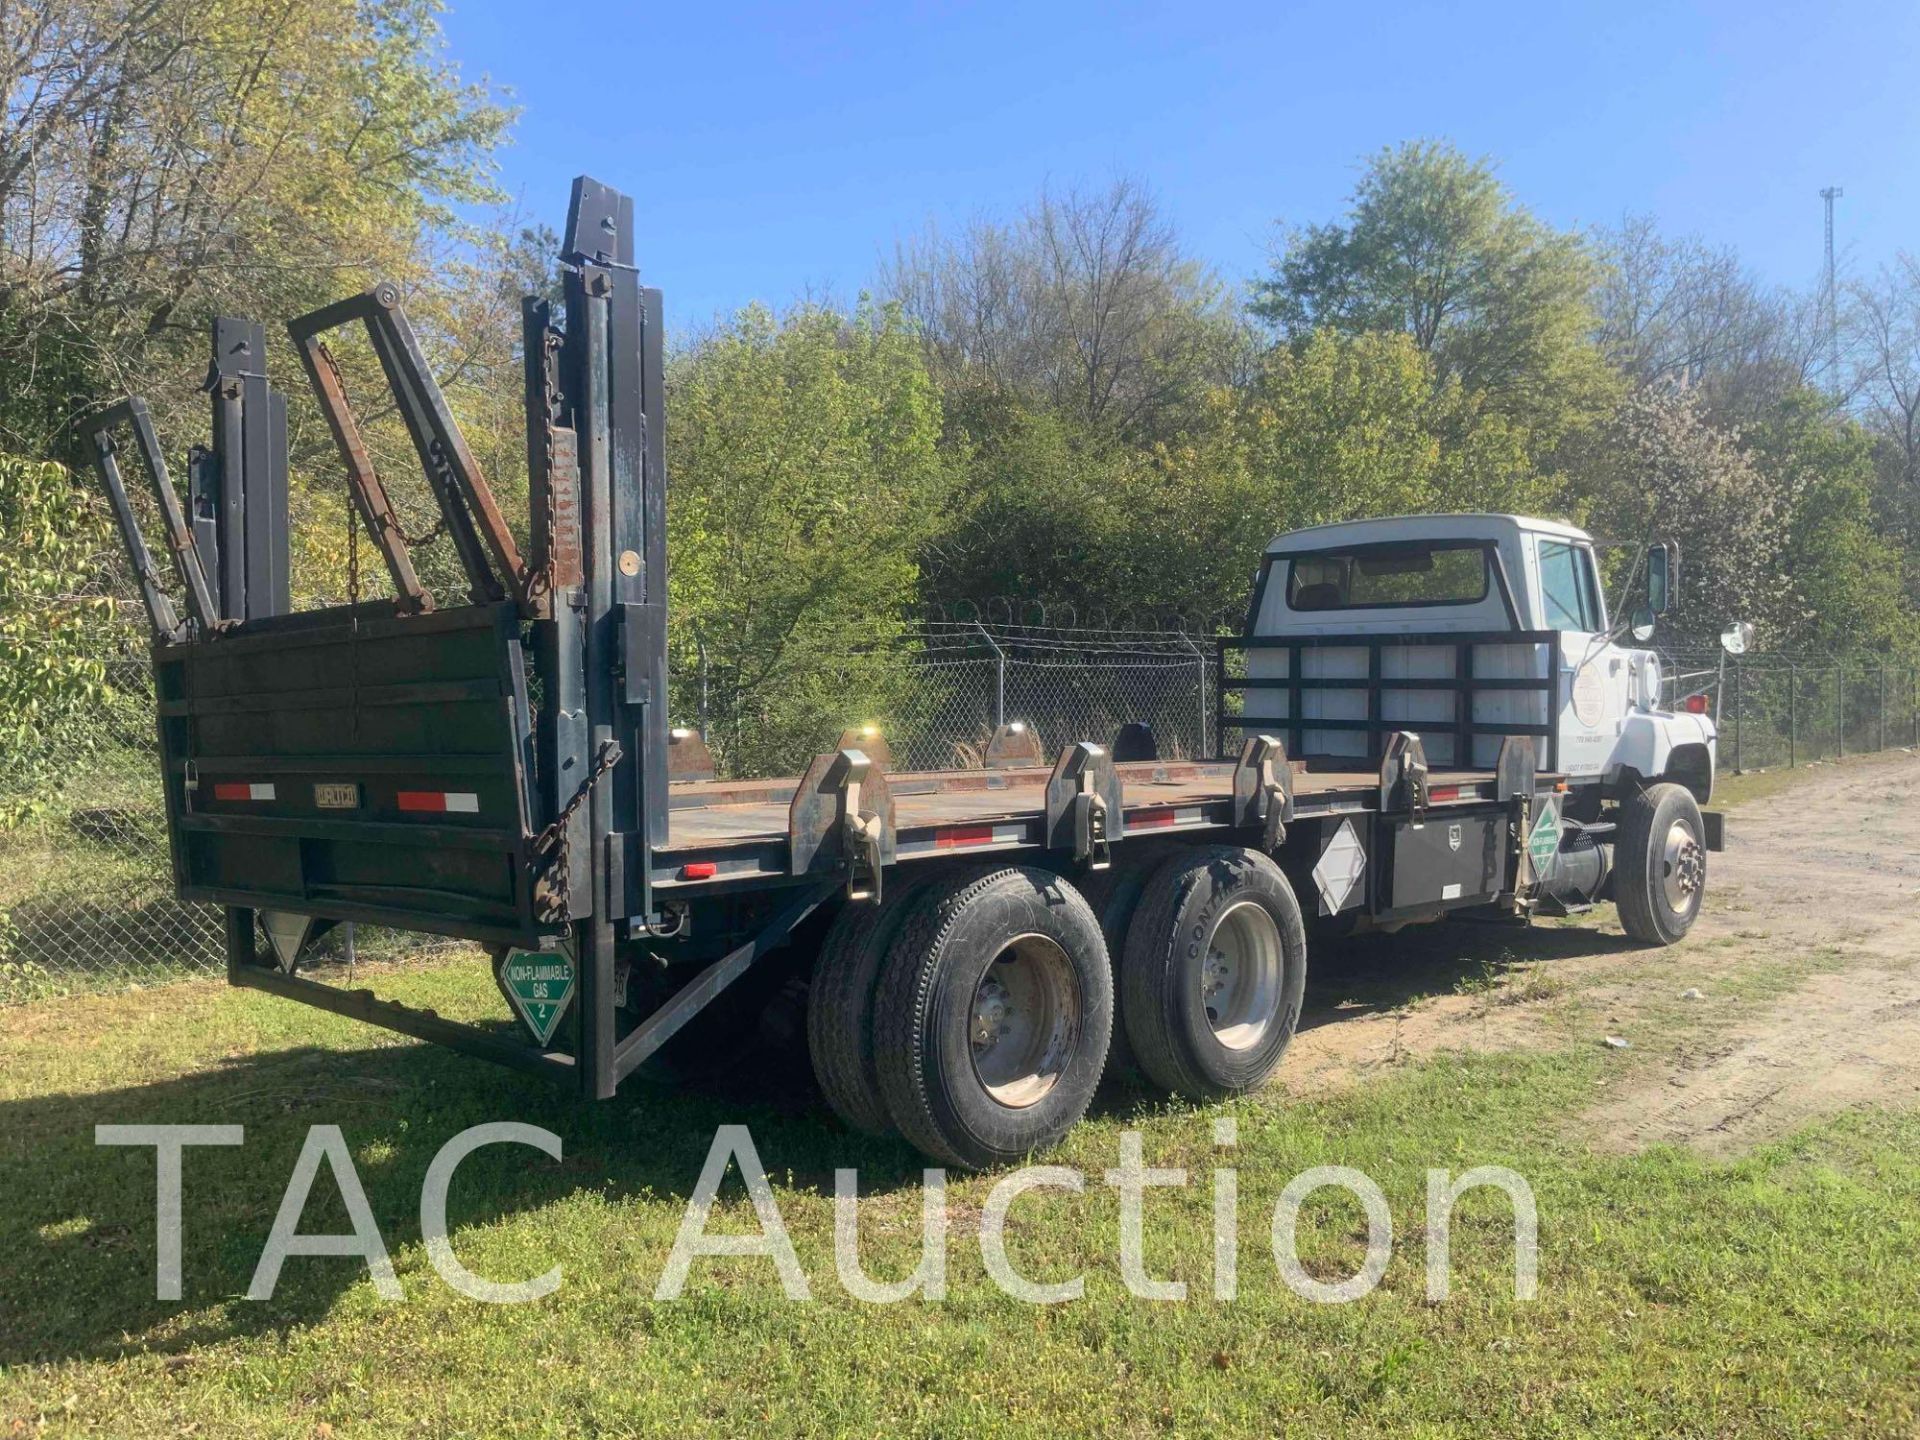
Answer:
[1287,541,1490,611]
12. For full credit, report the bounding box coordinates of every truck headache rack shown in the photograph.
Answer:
[1218,629,1564,773]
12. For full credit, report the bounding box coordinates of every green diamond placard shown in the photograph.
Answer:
[499,946,576,1046]
[1528,797,1561,879]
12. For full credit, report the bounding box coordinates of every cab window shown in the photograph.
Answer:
[1538,539,1602,631]
[1287,542,1488,611]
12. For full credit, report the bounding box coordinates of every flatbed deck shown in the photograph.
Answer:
[655,757,1538,890]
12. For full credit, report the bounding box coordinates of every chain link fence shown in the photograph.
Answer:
[1663,650,1920,773]
[775,623,1213,771]
[5,624,1910,1002]
[0,622,1217,1000]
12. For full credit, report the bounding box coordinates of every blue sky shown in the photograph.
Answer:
[440,1,1920,333]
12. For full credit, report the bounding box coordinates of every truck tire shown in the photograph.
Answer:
[1615,782,1707,946]
[1122,846,1306,1100]
[873,866,1112,1170]
[806,874,938,1137]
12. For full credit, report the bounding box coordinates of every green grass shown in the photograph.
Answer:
[2,751,1915,1435]
[3,944,1918,1438]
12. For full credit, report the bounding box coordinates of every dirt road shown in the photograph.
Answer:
[1276,750,1920,1154]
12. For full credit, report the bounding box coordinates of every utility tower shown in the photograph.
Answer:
[1820,185,1843,382]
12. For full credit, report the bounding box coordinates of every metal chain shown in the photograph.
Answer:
[405,436,458,549]
[525,326,564,610]
[543,329,561,600]
[533,738,622,922]
[321,339,444,586]
[346,473,361,607]
[398,515,448,549]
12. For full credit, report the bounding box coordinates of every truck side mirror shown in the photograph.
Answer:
[1646,542,1677,615]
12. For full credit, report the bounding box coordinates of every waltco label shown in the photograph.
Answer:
[314,782,360,809]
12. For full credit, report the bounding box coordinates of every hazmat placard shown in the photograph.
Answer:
[498,945,576,1047]
[1528,797,1561,879]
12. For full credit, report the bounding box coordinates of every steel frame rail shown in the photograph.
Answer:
[85,398,222,644]
[286,283,529,615]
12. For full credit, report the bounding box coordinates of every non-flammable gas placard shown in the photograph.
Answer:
[498,946,576,1046]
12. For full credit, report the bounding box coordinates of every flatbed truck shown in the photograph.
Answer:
[87,176,1725,1169]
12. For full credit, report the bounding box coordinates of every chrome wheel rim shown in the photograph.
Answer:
[969,934,1079,1108]
[1202,900,1283,1051]
[1660,819,1705,911]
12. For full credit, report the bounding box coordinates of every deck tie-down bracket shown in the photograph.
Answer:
[1379,731,1430,826]
[788,748,895,904]
[1045,742,1119,870]
[1493,735,1540,910]
[983,722,1044,770]
[1231,734,1294,851]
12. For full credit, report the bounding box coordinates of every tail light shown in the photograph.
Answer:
[1682,693,1711,715]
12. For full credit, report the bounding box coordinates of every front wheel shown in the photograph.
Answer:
[1615,782,1707,945]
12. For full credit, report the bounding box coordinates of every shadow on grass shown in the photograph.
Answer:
[0,915,1636,1367]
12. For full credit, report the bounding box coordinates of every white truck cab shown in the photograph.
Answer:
[1243,513,1717,805]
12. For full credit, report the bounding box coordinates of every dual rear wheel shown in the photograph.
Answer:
[808,847,1308,1169]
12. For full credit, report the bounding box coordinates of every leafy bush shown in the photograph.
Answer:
[0,457,117,769]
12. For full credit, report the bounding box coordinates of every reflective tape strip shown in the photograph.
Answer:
[932,822,1026,849]
[397,790,480,814]
[1125,805,1207,832]
[895,822,1031,856]
[212,782,276,801]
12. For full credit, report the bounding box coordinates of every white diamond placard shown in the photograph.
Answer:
[1313,818,1367,914]
[259,909,319,973]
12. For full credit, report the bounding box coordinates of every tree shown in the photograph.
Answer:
[1851,257,1920,508]
[1744,390,1910,656]
[922,331,1558,625]
[0,457,116,759]
[1241,330,1549,526]
[0,0,514,456]
[886,178,1245,444]
[913,391,1147,615]
[1592,215,1821,421]
[666,302,951,776]
[1572,387,1786,647]
[1253,141,1614,446]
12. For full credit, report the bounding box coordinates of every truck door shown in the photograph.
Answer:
[1536,535,1627,780]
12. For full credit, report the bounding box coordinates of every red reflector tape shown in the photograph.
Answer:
[212,782,275,801]
[935,824,996,848]
[1128,810,1177,829]
[397,790,480,814]
[680,862,718,880]
[1428,784,1460,802]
